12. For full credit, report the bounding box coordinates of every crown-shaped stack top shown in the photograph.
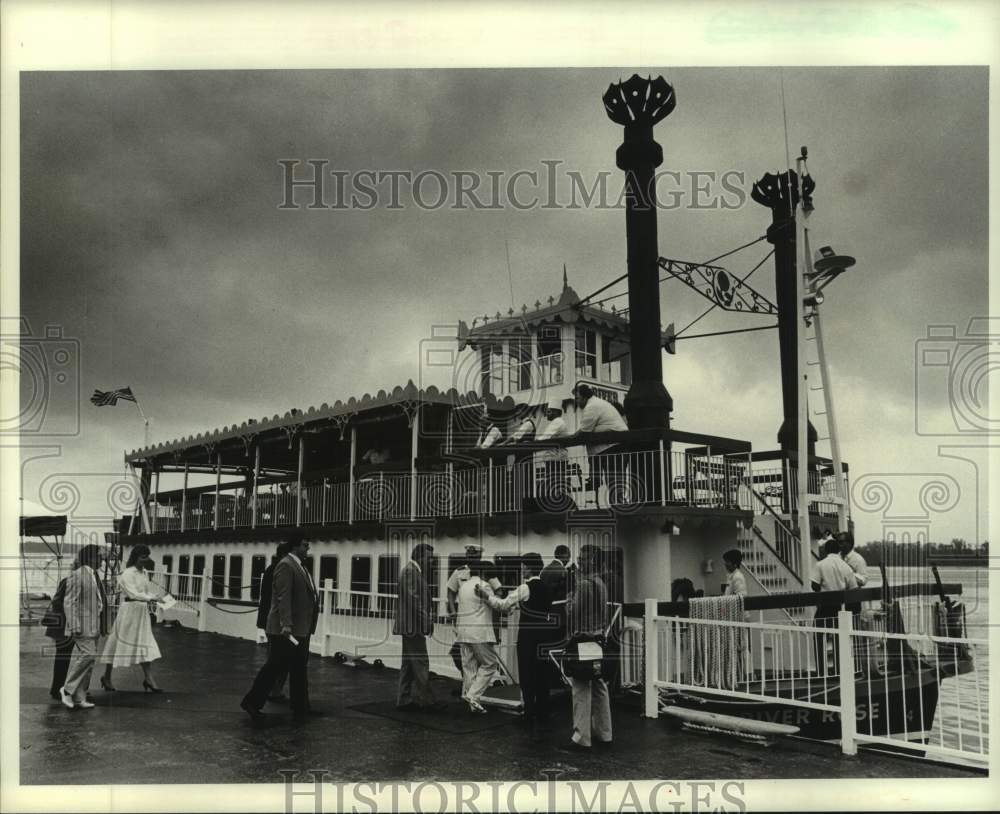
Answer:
[603,74,676,126]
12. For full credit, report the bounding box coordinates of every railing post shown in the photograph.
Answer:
[197,571,210,633]
[837,610,857,755]
[644,597,659,719]
[658,439,667,506]
[321,478,328,524]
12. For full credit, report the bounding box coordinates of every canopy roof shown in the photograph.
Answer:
[125,381,525,465]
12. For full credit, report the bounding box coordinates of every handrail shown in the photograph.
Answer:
[749,485,822,563]
[622,581,964,618]
[747,523,804,586]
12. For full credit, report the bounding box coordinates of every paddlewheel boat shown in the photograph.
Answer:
[114,74,986,767]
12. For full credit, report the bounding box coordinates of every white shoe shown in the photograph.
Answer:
[468,700,487,714]
[58,687,75,710]
[77,700,95,709]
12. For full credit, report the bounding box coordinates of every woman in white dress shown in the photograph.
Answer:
[98,545,167,692]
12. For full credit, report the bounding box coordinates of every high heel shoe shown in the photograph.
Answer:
[100,676,117,692]
[142,680,163,694]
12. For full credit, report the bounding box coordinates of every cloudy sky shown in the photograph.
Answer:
[18,67,989,545]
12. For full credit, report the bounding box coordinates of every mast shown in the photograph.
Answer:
[794,148,812,573]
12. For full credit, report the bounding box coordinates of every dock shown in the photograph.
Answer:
[18,622,982,785]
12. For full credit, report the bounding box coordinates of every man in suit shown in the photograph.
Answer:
[256,541,291,703]
[60,544,108,709]
[394,542,446,711]
[241,533,319,724]
[539,544,571,602]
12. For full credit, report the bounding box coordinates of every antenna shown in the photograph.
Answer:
[779,70,792,173]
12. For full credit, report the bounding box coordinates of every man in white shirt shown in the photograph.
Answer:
[445,546,501,678]
[573,385,628,508]
[505,415,536,444]
[455,570,500,713]
[478,423,503,449]
[811,537,861,675]
[838,531,867,614]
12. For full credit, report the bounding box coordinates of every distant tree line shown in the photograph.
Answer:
[856,539,989,566]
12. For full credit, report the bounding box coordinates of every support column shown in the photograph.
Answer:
[751,169,818,455]
[213,451,221,530]
[180,463,189,532]
[296,433,305,527]
[603,74,675,431]
[348,425,356,525]
[151,469,160,533]
[251,442,261,529]
[409,407,419,521]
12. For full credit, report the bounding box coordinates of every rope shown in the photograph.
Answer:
[675,248,775,337]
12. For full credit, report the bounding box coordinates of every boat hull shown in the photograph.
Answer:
[663,667,939,743]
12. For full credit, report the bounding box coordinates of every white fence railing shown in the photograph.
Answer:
[145,445,755,533]
[640,599,988,767]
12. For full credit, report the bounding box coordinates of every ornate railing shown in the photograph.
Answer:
[138,430,756,534]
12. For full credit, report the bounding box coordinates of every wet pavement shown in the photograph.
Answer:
[18,622,981,785]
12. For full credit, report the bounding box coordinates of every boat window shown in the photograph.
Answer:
[350,555,372,614]
[575,327,597,379]
[249,555,267,602]
[319,555,338,612]
[161,555,173,594]
[178,555,190,598]
[228,555,244,600]
[508,336,532,392]
[192,555,205,576]
[537,325,564,386]
[377,555,400,614]
[425,555,441,605]
[212,554,225,598]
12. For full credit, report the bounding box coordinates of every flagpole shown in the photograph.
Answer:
[132,393,150,448]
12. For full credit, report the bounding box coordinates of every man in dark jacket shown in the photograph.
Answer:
[242,534,319,724]
[256,542,291,702]
[43,570,75,700]
[393,542,445,711]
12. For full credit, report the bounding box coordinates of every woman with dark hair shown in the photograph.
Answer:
[60,543,108,709]
[722,549,748,597]
[97,544,168,692]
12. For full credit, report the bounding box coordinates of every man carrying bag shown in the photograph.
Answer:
[564,544,612,751]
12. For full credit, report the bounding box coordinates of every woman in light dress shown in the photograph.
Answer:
[98,545,168,692]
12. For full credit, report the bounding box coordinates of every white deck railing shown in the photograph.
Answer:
[144,445,754,533]
[639,599,988,767]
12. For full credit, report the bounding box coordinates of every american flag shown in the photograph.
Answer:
[90,387,137,407]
